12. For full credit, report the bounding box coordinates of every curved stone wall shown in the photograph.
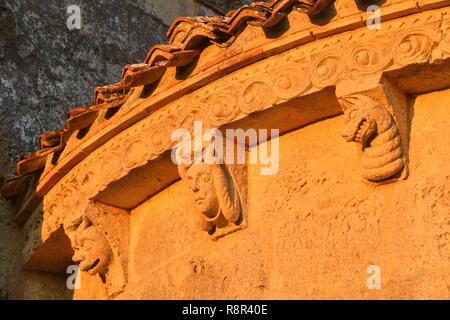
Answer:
[2,0,449,299]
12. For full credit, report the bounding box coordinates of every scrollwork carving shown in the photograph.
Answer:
[440,18,450,55]
[394,28,437,66]
[238,76,277,114]
[273,64,311,100]
[349,40,393,74]
[42,10,447,239]
[122,138,148,171]
[207,90,240,127]
[149,124,173,155]
[311,50,343,88]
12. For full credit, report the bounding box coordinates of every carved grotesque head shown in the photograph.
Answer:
[341,99,378,146]
[63,203,129,297]
[64,214,113,277]
[178,161,240,231]
[340,95,404,182]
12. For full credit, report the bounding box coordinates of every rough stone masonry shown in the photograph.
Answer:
[0,0,256,300]
[0,0,256,177]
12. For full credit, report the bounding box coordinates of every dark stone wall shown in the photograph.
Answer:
[0,0,256,300]
[197,0,256,14]
[0,0,256,177]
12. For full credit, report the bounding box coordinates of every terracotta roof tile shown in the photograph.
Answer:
[5,0,333,193]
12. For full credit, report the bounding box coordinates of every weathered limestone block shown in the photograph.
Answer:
[249,89,449,299]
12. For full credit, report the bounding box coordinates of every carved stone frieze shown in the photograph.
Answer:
[22,203,44,263]
[42,9,449,240]
[438,17,450,56]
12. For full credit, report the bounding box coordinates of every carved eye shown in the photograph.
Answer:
[348,109,357,119]
[70,217,83,231]
[81,238,93,250]
[202,174,211,183]
[83,217,92,228]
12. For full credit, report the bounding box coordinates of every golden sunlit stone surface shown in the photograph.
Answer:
[2,0,449,299]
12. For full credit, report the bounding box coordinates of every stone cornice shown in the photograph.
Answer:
[35,4,450,198]
[40,7,450,241]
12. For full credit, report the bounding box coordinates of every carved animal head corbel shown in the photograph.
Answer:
[340,94,406,183]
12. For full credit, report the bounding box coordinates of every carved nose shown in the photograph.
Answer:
[192,186,199,192]
[72,251,84,263]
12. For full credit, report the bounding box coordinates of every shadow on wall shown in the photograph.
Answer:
[308,0,389,25]
[308,1,337,26]
[355,0,387,11]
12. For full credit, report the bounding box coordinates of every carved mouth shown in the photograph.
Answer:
[78,257,101,272]
[354,118,369,143]
[86,258,101,274]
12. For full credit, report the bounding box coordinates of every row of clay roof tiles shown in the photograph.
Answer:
[6,0,332,191]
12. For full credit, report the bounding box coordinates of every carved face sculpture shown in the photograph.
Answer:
[65,215,113,277]
[184,163,219,219]
[341,105,377,146]
[178,156,241,232]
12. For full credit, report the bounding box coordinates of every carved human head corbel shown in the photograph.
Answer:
[63,202,129,298]
[178,160,241,231]
[340,94,405,182]
[177,149,246,238]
